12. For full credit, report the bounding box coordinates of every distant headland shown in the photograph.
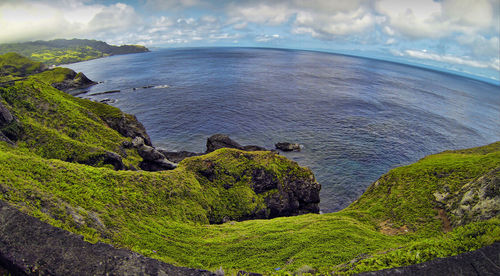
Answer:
[0,38,149,65]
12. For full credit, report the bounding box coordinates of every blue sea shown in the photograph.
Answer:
[67,47,500,212]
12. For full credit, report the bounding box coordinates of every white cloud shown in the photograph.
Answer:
[377,0,497,39]
[404,49,498,70]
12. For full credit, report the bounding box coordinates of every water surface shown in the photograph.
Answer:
[67,48,500,212]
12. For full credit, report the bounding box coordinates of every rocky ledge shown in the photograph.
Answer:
[51,70,97,92]
[0,200,215,276]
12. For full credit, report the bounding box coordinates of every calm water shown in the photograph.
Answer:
[67,48,500,212]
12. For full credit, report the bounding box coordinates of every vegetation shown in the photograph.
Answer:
[0,54,498,275]
[0,38,149,65]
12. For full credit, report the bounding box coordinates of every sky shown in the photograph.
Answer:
[0,0,499,83]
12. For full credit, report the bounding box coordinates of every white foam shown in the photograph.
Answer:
[153,84,170,89]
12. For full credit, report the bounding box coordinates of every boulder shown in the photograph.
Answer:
[206,134,269,153]
[137,145,165,161]
[275,142,301,152]
[0,102,13,127]
[206,134,243,153]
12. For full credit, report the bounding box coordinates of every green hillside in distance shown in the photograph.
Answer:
[0,54,498,275]
[0,38,149,65]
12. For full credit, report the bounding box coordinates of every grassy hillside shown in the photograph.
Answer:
[0,54,498,275]
[0,38,149,65]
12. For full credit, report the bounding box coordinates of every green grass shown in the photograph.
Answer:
[1,140,498,274]
[0,54,498,275]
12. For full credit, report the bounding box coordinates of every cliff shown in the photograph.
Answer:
[0,38,149,65]
[0,54,498,275]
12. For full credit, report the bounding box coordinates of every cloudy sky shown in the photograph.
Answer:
[0,0,499,82]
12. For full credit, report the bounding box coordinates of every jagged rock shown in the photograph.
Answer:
[138,144,165,161]
[158,149,202,163]
[81,151,125,170]
[444,166,500,227]
[206,134,268,153]
[275,142,301,152]
[0,131,13,145]
[0,200,216,276]
[206,134,243,153]
[132,136,145,147]
[0,102,13,127]
[101,114,152,146]
[359,242,500,275]
[139,158,177,171]
[191,150,321,223]
[51,70,97,92]
[263,170,320,217]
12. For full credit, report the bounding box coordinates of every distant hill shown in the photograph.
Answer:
[0,39,149,65]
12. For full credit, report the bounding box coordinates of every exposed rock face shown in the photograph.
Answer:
[101,114,152,146]
[0,101,22,142]
[435,166,500,227]
[261,169,321,217]
[206,134,267,153]
[0,101,13,127]
[132,136,177,171]
[0,200,216,276]
[51,70,96,92]
[275,142,301,152]
[190,149,321,222]
[80,151,125,170]
[358,242,500,276]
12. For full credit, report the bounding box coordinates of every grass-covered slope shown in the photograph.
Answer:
[0,54,498,274]
[0,38,149,65]
[0,141,498,274]
[0,52,46,82]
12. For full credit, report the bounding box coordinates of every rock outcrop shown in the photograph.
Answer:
[51,70,96,92]
[206,134,267,153]
[132,137,177,171]
[101,113,152,146]
[435,166,500,227]
[275,142,301,152]
[187,149,321,223]
[0,200,216,276]
[359,242,500,275]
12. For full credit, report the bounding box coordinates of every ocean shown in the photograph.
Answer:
[67,47,500,212]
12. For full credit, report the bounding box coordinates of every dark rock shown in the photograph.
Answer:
[0,200,216,276]
[206,134,269,153]
[438,166,500,227]
[100,114,152,146]
[51,71,97,92]
[0,102,13,128]
[158,149,202,163]
[206,134,243,153]
[193,151,321,223]
[138,144,165,161]
[80,151,125,170]
[358,242,500,275]
[242,145,268,151]
[275,142,301,152]
[139,159,177,171]
[0,131,13,145]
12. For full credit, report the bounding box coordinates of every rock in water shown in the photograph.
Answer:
[206,134,268,153]
[206,134,243,153]
[275,142,301,152]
